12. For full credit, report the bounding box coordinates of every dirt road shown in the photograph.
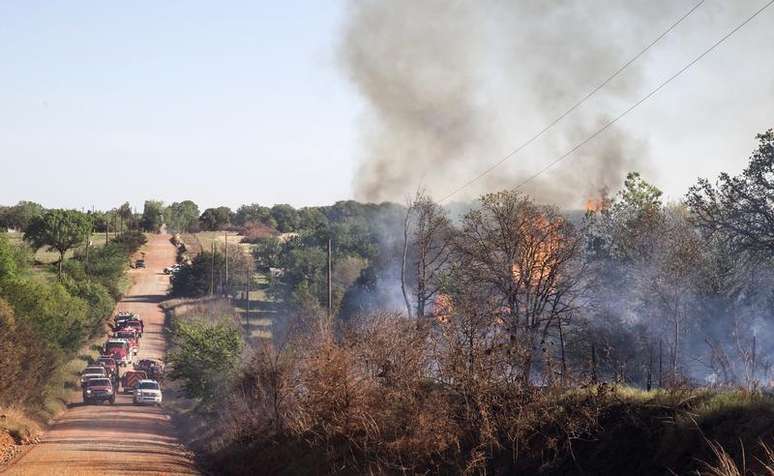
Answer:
[3,234,199,475]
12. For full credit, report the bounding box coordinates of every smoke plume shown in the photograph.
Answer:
[341,0,684,207]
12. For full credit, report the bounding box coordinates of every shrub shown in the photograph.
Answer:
[168,316,243,404]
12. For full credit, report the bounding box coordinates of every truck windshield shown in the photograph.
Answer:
[87,379,111,387]
[106,343,126,352]
[137,382,159,390]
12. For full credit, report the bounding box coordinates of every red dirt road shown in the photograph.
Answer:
[3,234,199,475]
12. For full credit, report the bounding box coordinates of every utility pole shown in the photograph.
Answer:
[224,232,229,298]
[244,280,250,336]
[327,238,332,320]
[591,343,598,385]
[209,241,215,296]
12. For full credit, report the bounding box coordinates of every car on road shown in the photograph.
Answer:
[83,377,116,405]
[104,338,132,366]
[121,370,148,394]
[163,264,182,274]
[95,355,118,375]
[80,366,107,387]
[135,359,164,381]
[114,329,140,354]
[133,380,163,406]
[115,316,144,337]
[135,259,145,268]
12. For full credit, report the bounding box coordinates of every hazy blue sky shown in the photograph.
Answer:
[1,1,772,211]
[1,1,360,210]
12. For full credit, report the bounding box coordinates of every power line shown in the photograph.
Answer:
[438,0,706,203]
[506,0,774,194]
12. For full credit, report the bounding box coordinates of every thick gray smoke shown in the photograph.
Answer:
[341,0,683,206]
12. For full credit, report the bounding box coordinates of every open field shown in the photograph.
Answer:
[180,231,253,257]
[5,231,118,265]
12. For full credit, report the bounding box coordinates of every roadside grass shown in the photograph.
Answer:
[0,407,41,445]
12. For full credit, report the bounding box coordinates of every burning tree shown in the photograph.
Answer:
[453,191,583,385]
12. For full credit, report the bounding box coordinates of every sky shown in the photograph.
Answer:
[0,0,772,211]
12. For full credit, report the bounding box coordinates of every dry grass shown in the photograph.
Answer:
[0,407,42,445]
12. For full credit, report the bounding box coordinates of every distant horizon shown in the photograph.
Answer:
[1,1,772,213]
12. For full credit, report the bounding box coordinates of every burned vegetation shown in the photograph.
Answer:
[174,132,774,475]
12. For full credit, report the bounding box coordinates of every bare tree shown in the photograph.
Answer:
[453,191,583,386]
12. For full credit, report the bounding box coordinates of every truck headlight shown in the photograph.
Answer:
[86,389,92,394]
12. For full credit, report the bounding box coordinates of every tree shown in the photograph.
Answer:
[141,200,165,232]
[0,201,44,231]
[165,200,200,233]
[168,316,243,402]
[25,209,92,277]
[687,130,774,257]
[117,202,134,232]
[235,204,276,228]
[199,206,233,231]
[409,193,453,319]
[454,191,583,385]
[270,204,299,233]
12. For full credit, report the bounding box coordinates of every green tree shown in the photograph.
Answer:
[168,317,242,402]
[117,202,134,232]
[687,130,774,256]
[234,204,276,228]
[270,204,299,233]
[165,200,200,233]
[25,209,92,277]
[141,200,165,232]
[199,206,233,231]
[0,201,44,231]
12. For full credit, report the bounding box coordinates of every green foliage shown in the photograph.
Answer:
[270,204,299,233]
[110,230,147,254]
[170,246,255,298]
[62,276,115,331]
[25,209,92,277]
[252,237,282,270]
[141,200,165,232]
[165,200,200,233]
[0,297,60,407]
[234,204,276,228]
[687,130,774,256]
[168,316,243,402]
[199,206,234,231]
[0,201,44,232]
[0,277,89,353]
[0,233,31,280]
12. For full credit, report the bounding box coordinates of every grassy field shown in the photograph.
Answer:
[181,231,254,257]
[5,231,117,265]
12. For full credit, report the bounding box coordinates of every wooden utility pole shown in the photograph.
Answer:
[327,238,332,320]
[209,241,215,296]
[224,232,229,297]
[105,220,109,245]
[244,280,250,335]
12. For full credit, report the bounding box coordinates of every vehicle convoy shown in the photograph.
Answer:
[83,377,116,405]
[121,370,148,394]
[114,329,140,354]
[104,338,132,366]
[133,379,163,406]
[80,366,107,387]
[135,359,164,381]
[95,355,118,378]
[115,313,144,337]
